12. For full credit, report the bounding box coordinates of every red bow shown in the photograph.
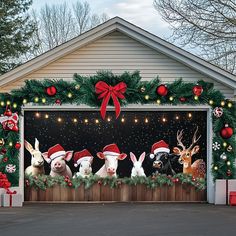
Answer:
[6,189,17,208]
[95,81,127,119]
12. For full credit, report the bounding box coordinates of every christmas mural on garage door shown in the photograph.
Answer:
[0,71,235,199]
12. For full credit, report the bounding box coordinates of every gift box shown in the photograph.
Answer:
[1,193,23,207]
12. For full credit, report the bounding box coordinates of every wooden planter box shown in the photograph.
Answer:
[24,183,206,202]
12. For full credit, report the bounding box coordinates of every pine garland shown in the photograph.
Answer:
[25,173,206,192]
[0,71,235,186]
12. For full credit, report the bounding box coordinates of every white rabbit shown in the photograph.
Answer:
[24,138,45,176]
[73,158,93,178]
[130,152,146,177]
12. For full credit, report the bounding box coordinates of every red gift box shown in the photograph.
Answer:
[229,192,236,206]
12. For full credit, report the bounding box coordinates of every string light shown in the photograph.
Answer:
[9,142,13,147]
[23,99,27,104]
[57,117,62,122]
[209,100,214,105]
[35,112,40,118]
[227,102,233,108]
[45,114,49,119]
[227,161,231,166]
[0,101,5,106]
[194,95,199,100]
[156,99,161,105]
[42,98,46,103]
[223,142,227,147]
[107,117,111,122]
[175,115,179,120]
[34,97,39,103]
[169,96,174,101]
[73,118,78,123]
[67,93,72,98]
[13,103,17,108]
[188,113,192,118]
[6,101,11,105]
[95,119,99,124]
[221,101,225,106]
[145,118,148,123]
[214,166,218,171]
[162,117,167,122]
[144,95,149,100]
[121,118,125,123]
[134,118,138,123]
[84,119,88,123]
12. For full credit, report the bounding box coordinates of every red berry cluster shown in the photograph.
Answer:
[64,176,72,187]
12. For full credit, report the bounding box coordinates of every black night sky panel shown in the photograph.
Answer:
[24,111,207,177]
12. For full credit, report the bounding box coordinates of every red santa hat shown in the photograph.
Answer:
[103,143,121,156]
[47,144,66,161]
[74,149,93,167]
[150,140,170,159]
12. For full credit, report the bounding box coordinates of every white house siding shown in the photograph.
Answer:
[1,31,234,98]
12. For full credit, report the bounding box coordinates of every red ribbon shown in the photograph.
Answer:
[95,81,127,119]
[6,189,17,207]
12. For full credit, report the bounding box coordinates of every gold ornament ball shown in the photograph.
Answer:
[221,101,225,106]
[209,100,214,105]
[156,99,161,105]
[34,97,39,103]
[75,84,81,90]
[223,142,227,147]
[68,93,73,98]
[144,95,149,100]
[140,87,146,93]
[214,166,218,171]
[227,102,233,108]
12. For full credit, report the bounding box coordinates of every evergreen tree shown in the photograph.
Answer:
[0,0,36,74]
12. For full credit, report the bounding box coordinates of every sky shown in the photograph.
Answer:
[32,0,172,38]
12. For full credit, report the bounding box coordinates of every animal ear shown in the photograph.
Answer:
[42,152,51,163]
[35,138,39,151]
[130,152,137,163]
[117,153,127,160]
[192,145,200,155]
[173,147,181,155]
[97,152,105,159]
[65,151,73,161]
[139,152,146,163]
[89,157,94,164]
[24,140,34,154]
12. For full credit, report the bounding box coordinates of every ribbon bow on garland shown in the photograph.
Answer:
[95,81,127,119]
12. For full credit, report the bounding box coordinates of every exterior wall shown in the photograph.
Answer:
[1,31,234,98]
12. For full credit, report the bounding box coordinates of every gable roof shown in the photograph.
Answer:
[0,16,235,91]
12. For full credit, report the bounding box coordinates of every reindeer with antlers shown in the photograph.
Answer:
[173,127,206,179]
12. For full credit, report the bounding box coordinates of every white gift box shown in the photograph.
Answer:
[215,179,236,205]
[1,193,23,207]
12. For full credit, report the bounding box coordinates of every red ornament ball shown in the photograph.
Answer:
[68,182,72,187]
[4,108,12,117]
[15,142,21,150]
[179,97,186,102]
[3,157,8,162]
[226,169,232,176]
[55,99,62,105]
[220,124,233,139]
[156,85,168,96]
[46,86,57,96]
[192,85,203,96]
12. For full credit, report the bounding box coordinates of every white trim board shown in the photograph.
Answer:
[0,17,235,90]
[21,104,214,203]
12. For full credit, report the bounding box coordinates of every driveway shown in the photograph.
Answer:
[0,203,236,236]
